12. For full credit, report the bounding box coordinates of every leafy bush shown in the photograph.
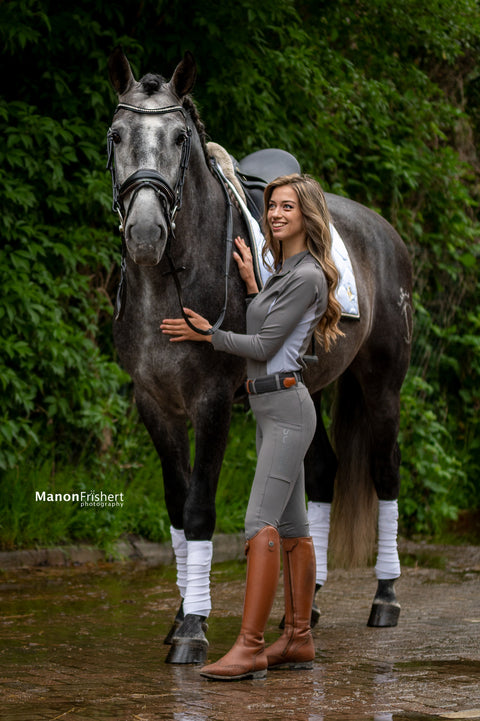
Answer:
[0,0,479,545]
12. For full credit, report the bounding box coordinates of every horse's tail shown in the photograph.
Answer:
[329,369,377,568]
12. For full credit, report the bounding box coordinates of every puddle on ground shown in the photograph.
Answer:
[0,562,479,721]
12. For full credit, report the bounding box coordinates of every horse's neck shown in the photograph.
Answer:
[177,159,235,260]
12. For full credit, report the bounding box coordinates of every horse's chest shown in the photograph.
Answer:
[114,319,178,383]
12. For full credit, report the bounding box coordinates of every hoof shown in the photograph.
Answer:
[367,601,401,627]
[164,618,182,646]
[164,602,184,645]
[165,613,209,664]
[367,579,400,627]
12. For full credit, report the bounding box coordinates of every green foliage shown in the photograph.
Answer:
[399,374,466,535]
[0,97,128,471]
[0,0,479,545]
[0,405,255,550]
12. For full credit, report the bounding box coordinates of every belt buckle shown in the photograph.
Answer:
[246,379,254,394]
[283,376,297,389]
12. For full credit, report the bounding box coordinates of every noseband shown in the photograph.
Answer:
[107,102,233,332]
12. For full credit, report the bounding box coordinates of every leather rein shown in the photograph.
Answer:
[106,102,233,335]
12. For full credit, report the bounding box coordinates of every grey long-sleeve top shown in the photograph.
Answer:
[211,250,328,378]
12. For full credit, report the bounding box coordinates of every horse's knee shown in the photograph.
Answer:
[183,501,216,541]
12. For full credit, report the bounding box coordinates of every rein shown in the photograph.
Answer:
[106,102,233,334]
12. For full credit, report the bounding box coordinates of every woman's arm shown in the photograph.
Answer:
[162,263,324,358]
[160,236,258,343]
[210,266,323,361]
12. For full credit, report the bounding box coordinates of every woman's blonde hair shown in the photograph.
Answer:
[262,173,344,352]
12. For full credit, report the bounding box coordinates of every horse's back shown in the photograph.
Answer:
[326,193,412,282]
[305,193,412,394]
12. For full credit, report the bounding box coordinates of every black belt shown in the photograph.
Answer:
[245,371,303,395]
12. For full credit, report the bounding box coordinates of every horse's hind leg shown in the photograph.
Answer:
[368,499,401,627]
[303,391,338,627]
[360,379,403,627]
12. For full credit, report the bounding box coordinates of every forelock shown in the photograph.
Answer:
[139,73,167,96]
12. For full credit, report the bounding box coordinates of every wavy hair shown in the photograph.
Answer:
[262,174,344,352]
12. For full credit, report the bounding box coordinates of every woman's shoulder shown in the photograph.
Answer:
[280,253,327,303]
[292,252,326,285]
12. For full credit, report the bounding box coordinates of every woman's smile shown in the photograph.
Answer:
[267,185,306,256]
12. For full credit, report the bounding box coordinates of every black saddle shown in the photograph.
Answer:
[233,149,301,221]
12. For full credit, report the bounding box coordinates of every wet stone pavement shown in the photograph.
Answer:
[0,539,479,721]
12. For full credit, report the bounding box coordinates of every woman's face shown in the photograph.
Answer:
[267,185,306,251]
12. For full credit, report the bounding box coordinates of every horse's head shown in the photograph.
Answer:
[107,48,197,266]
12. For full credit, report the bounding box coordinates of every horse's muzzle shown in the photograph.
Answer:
[126,223,167,266]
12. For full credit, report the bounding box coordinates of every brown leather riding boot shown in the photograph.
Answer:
[266,536,316,669]
[199,525,280,681]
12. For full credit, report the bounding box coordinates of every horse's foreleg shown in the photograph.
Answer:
[163,526,188,644]
[133,389,202,650]
[166,392,233,664]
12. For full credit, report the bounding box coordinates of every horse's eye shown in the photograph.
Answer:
[176,132,187,146]
[110,130,121,144]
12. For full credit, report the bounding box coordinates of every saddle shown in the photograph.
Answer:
[233,148,301,221]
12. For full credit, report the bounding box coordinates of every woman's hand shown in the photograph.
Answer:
[160,308,213,342]
[233,236,259,294]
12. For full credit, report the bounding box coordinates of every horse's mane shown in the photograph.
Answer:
[139,73,210,164]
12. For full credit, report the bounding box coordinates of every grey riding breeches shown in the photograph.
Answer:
[245,382,317,539]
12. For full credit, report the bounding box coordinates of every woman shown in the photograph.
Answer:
[161,173,343,680]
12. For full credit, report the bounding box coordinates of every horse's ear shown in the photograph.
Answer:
[169,51,197,99]
[108,46,136,96]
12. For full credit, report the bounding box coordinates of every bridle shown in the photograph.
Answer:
[106,102,233,333]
